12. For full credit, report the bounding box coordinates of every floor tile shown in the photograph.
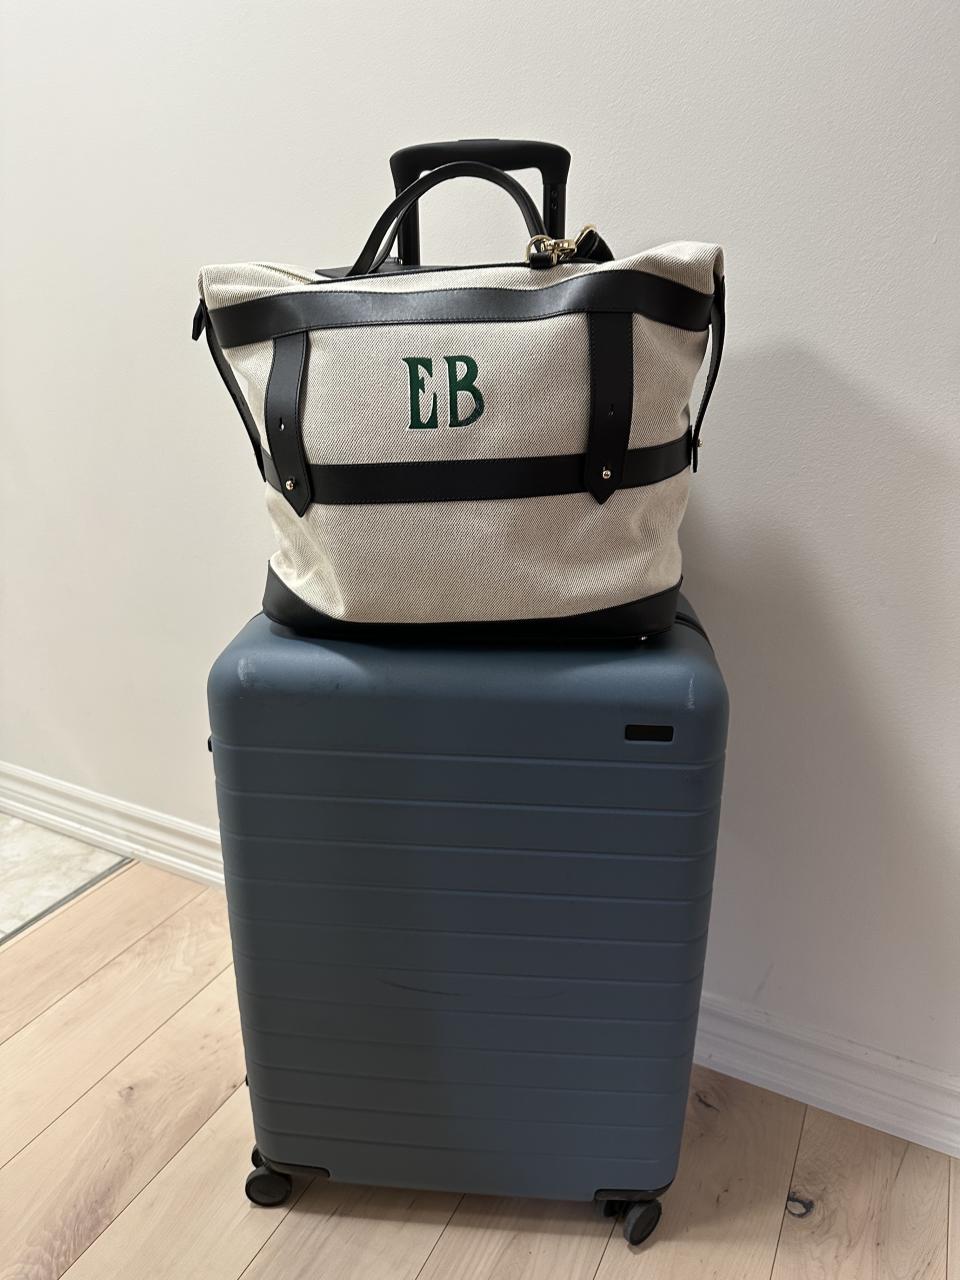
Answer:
[0,815,126,937]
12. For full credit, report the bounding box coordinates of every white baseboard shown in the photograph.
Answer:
[2,759,958,1157]
[0,760,223,887]
[695,993,960,1157]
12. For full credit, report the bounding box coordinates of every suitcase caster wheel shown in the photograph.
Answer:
[251,1145,264,1169]
[623,1199,661,1246]
[245,1165,292,1207]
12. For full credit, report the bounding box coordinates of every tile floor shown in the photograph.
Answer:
[0,815,127,941]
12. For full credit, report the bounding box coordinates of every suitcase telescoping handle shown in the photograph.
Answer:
[348,161,548,277]
[389,139,571,266]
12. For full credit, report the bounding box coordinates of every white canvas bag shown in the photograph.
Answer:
[194,150,725,639]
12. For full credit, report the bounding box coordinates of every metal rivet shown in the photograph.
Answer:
[601,468,612,480]
[284,478,296,492]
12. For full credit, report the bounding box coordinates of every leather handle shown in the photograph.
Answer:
[390,139,570,263]
[347,161,548,278]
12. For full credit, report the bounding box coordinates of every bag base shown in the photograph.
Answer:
[262,565,681,644]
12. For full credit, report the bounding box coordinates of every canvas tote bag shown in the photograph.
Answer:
[193,149,725,639]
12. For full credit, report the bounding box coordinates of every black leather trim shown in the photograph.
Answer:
[260,433,690,505]
[586,312,634,502]
[208,270,716,349]
[263,333,310,515]
[262,564,681,642]
[575,227,615,263]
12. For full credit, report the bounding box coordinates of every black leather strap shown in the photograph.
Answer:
[208,270,715,349]
[574,227,614,263]
[263,562,681,642]
[585,313,634,502]
[191,301,265,478]
[349,162,547,277]
[264,332,310,515]
[691,273,725,471]
[260,432,689,505]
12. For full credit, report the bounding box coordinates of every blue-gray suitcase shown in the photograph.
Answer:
[208,597,727,1246]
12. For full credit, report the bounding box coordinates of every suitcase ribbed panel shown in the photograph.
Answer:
[221,837,717,899]
[214,748,726,809]
[227,917,709,982]
[209,607,727,1201]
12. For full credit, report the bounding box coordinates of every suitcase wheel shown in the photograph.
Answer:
[251,1145,264,1169]
[623,1198,662,1246]
[245,1160,293,1207]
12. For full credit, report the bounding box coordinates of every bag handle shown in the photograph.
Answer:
[347,161,547,278]
[389,139,570,265]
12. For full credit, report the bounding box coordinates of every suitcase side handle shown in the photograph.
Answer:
[389,139,570,265]
[347,161,548,278]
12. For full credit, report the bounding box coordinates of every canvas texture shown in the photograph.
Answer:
[199,244,723,625]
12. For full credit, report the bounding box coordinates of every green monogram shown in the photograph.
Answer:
[403,356,484,429]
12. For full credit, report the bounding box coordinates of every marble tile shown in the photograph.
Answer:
[0,816,126,937]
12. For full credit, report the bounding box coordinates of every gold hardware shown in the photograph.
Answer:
[525,234,556,263]
[526,224,600,267]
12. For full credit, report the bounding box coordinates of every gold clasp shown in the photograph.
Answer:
[526,224,599,266]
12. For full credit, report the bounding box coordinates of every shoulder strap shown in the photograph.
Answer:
[690,273,725,472]
[192,301,265,478]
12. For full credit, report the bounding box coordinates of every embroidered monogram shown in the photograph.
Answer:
[403,356,484,429]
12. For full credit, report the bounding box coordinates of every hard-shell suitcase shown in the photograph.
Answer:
[207,597,728,1246]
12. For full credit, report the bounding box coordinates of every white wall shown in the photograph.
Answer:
[2,1,958,1090]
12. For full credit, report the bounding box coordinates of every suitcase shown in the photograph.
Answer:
[207,596,728,1246]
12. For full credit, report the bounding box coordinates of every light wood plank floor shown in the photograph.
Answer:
[0,859,955,1280]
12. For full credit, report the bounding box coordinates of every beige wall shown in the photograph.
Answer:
[1,1,958,1078]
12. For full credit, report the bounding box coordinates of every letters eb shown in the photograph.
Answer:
[403,356,484,429]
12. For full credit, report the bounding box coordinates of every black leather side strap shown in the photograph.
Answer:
[192,301,265,478]
[264,332,311,515]
[585,312,634,503]
[691,273,725,472]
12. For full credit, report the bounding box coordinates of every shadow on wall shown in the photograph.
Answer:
[681,343,958,1069]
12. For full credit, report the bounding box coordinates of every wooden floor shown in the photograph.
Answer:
[1,859,956,1280]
